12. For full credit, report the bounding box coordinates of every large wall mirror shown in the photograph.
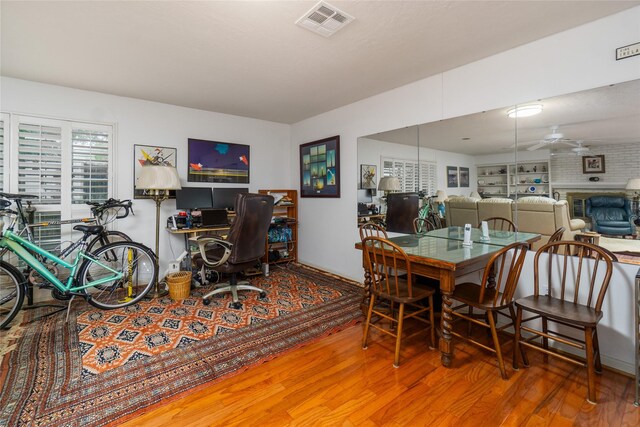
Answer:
[357,78,640,263]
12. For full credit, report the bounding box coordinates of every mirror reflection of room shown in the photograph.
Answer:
[357,79,640,264]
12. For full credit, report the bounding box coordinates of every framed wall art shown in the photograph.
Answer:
[459,167,470,187]
[300,135,340,198]
[447,166,459,188]
[133,144,178,199]
[360,164,377,189]
[582,155,605,173]
[187,138,250,183]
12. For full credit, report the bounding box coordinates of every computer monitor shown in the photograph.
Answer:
[212,187,248,211]
[175,187,213,210]
[357,189,373,204]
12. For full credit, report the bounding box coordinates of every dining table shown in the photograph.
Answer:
[355,226,541,368]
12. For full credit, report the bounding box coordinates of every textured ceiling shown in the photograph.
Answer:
[1,1,638,124]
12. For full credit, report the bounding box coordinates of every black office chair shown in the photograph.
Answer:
[192,193,274,309]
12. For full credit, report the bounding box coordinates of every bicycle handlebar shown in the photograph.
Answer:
[86,198,134,220]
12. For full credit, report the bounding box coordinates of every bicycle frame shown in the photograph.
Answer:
[0,229,123,293]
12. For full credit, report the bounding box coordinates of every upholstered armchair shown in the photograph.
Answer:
[586,196,637,237]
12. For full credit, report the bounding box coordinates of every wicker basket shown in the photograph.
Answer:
[166,271,192,300]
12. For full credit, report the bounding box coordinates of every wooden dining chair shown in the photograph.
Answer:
[548,226,565,244]
[449,242,529,379]
[359,221,388,241]
[514,241,614,403]
[479,217,518,232]
[361,236,436,367]
[413,217,436,234]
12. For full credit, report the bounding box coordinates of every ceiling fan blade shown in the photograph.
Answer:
[526,141,548,151]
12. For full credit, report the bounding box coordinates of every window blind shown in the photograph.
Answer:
[382,157,437,195]
[17,123,63,204]
[0,119,5,190]
[71,128,110,204]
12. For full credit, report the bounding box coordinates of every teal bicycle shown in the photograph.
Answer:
[0,207,157,329]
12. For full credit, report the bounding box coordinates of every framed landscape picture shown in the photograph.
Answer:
[447,166,459,188]
[187,138,250,183]
[133,144,177,199]
[459,167,470,187]
[582,155,605,173]
[300,135,340,198]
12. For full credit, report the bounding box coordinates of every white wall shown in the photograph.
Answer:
[291,7,640,373]
[0,78,291,270]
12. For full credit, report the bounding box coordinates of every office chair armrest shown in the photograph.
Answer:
[194,236,233,267]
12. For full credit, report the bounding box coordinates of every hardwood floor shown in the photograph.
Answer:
[121,323,639,426]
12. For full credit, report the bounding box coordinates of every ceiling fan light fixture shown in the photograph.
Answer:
[507,104,543,118]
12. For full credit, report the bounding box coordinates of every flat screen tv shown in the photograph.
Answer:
[212,187,248,211]
[175,187,213,210]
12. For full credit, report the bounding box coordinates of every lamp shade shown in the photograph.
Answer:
[625,178,640,191]
[136,165,182,190]
[378,176,401,191]
[435,190,447,202]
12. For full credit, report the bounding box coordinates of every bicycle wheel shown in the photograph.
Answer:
[77,241,157,309]
[86,230,131,255]
[0,261,26,329]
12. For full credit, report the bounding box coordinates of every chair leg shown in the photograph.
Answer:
[542,317,549,364]
[585,326,597,404]
[393,303,405,368]
[362,294,376,349]
[508,305,518,370]
[428,295,435,349]
[515,306,529,368]
[593,328,602,374]
[487,310,507,379]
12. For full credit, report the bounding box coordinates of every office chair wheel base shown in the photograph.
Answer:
[231,302,242,310]
[203,298,211,306]
[259,291,267,299]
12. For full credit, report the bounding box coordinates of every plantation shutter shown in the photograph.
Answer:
[17,122,63,204]
[382,157,438,194]
[71,127,110,204]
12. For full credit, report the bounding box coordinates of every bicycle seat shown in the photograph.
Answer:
[0,192,38,200]
[73,225,104,235]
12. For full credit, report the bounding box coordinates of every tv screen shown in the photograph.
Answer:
[212,187,248,211]
[175,187,213,210]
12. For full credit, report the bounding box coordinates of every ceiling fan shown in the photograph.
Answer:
[551,140,591,157]
[520,126,581,151]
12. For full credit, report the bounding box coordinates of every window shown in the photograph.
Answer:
[381,157,437,196]
[2,114,114,249]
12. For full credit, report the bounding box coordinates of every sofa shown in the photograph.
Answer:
[586,196,637,237]
[445,196,585,249]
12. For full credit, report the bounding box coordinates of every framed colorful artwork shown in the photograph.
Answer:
[133,144,178,199]
[582,155,605,173]
[187,138,250,183]
[360,164,377,189]
[300,136,340,198]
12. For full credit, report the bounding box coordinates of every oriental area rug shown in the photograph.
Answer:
[0,264,362,427]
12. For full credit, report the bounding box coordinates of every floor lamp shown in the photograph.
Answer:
[136,165,182,298]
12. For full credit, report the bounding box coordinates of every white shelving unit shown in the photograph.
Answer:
[477,161,551,198]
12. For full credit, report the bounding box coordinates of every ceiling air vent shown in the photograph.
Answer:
[296,1,355,37]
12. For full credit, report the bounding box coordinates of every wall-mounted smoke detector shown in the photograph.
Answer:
[296,1,355,37]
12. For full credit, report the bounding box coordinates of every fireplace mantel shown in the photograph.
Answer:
[554,181,627,189]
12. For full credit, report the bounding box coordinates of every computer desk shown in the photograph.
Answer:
[167,226,231,270]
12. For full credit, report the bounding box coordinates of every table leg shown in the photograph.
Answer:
[361,257,372,316]
[439,272,454,367]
